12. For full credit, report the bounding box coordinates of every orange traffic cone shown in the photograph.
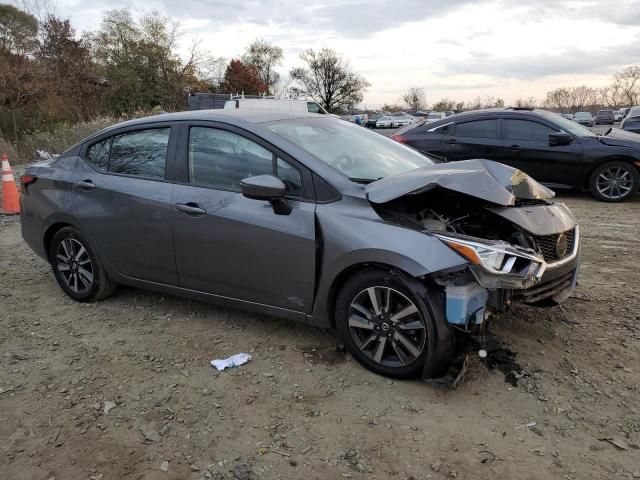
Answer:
[1,153,20,215]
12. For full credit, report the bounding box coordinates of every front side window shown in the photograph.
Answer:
[455,119,498,139]
[276,157,302,196]
[189,127,273,191]
[86,138,110,171]
[109,128,170,178]
[504,119,555,142]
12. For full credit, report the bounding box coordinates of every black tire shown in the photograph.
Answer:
[49,226,117,302]
[335,269,452,379]
[588,161,639,202]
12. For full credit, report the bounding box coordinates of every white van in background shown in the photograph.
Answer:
[224,98,330,115]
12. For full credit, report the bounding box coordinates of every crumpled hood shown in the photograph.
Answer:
[599,127,640,147]
[366,159,555,206]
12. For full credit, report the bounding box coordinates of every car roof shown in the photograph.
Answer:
[89,110,322,140]
[62,109,325,157]
[110,109,320,129]
[415,107,560,129]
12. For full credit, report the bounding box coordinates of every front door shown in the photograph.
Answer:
[500,118,584,185]
[171,125,317,313]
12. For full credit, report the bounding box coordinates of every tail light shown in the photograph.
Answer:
[391,134,407,144]
[20,175,37,193]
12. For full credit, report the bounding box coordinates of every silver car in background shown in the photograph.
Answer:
[20,110,580,380]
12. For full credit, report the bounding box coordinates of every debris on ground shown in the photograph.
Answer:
[210,352,252,371]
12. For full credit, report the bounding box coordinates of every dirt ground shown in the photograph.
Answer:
[1,172,639,479]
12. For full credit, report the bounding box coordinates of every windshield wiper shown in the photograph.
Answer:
[349,177,381,184]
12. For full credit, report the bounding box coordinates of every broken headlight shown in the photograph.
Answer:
[434,234,546,289]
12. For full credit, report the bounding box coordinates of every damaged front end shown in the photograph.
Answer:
[366,159,580,347]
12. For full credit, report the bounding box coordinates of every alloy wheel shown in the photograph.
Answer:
[347,286,427,368]
[596,166,634,200]
[56,238,94,294]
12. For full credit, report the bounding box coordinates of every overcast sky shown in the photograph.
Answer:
[46,0,640,107]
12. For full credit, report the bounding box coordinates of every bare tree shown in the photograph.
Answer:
[430,98,456,112]
[613,66,640,106]
[290,48,370,113]
[544,86,598,111]
[513,96,537,108]
[402,87,426,111]
[242,39,283,96]
[465,95,504,110]
[544,87,571,111]
[567,86,598,110]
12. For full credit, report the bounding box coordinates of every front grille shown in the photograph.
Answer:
[534,229,576,263]
[522,270,575,303]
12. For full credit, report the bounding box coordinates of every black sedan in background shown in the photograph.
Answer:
[392,108,640,201]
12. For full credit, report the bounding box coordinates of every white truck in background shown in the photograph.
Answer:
[223,97,330,115]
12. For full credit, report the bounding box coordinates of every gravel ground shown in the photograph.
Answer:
[1,166,639,480]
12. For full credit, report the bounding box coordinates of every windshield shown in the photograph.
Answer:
[265,118,433,181]
[539,111,596,138]
[427,112,442,119]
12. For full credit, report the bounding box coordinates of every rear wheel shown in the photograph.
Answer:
[49,226,116,302]
[589,161,639,202]
[335,269,452,379]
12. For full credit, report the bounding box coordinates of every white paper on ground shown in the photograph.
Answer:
[210,353,252,371]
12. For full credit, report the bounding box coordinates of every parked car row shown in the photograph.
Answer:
[392,107,640,202]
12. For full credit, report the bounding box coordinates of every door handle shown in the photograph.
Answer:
[444,138,458,144]
[175,202,206,216]
[508,145,521,151]
[76,179,95,191]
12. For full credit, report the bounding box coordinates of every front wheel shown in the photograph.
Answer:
[49,226,117,302]
[589,161,639,202]
[335,270,452,379]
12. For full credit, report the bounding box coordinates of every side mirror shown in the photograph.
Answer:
[549,132,573,146]
[240,175,291,215]
[240,175,286,200]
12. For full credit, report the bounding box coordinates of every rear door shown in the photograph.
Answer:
[71,125,178,284]
[443,118,502,162]
[170,123,317,312]
[500,118,583,185]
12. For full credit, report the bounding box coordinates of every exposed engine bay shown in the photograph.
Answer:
[371,186,579,334]
[373,188,546,252]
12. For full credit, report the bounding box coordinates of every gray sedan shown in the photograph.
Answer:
[20,110,580,380]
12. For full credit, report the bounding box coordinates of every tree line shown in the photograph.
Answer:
[0,4,369,142]
[393,68,640,115]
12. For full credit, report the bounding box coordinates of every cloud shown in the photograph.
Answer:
[445,39,640,79]
[119,0,474,38]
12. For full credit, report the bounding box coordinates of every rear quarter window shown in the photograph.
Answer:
[85,139,110,171]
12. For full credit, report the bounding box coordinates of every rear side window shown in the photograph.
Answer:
[455,119,498,138]
[504,119,555,142]
[86,138,110,171]
[109,128,170,179]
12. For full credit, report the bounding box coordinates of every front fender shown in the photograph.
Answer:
[308,200,467,328]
